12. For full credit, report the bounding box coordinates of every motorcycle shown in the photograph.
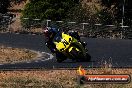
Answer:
[53,32,91,63]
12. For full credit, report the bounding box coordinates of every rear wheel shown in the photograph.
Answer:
[70,48,91,62]
[85,52,91,62]
[70,48,83,62]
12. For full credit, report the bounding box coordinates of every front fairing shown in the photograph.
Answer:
[53,32,72,52]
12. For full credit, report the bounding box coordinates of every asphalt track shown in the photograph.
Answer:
[0,33,132,69]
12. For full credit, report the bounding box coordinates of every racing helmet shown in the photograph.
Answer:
[43,26,59,39]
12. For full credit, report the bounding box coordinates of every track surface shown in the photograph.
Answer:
[0,33,132,69]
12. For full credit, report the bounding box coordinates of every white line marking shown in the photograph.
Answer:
[42,52,45,54]
[26,62,31,63]
[35,60,39,62]
[32,34,36,35]
[40,52,54,61]
[43,52,54,61]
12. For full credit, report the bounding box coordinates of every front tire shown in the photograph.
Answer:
[56,52,67,63]
[56,58,64,63]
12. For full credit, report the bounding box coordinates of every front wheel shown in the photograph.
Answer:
[56,52,67,63]
[56,58,64,63]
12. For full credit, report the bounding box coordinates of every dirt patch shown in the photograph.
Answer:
[0,45,38,64]
[0,68,131,88]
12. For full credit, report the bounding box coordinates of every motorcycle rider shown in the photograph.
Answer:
[43,27,86,51]
[43,26,87,62]
[43,26,59,53]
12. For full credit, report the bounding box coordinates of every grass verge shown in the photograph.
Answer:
[0,45,38,64]
[0,68,131,88]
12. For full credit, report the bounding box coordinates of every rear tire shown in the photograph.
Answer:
[70,48,83,62]
[70,48,91,62]
[85,52,91,62]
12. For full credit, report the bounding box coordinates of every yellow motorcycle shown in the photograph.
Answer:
[53,32,91,63]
